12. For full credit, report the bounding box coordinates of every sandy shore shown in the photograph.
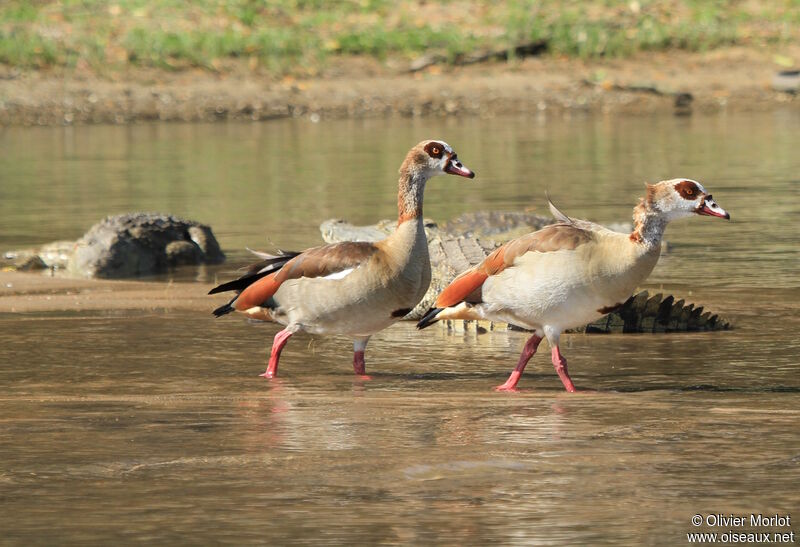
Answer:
[1,47,798,126]
[0,271,226,314]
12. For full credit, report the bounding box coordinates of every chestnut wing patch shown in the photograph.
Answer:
[434,270,489,308]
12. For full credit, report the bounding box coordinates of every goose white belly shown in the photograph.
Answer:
[271,267,429,336]
[482,246,658,331]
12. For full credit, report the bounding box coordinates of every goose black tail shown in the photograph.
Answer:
[212,296,238,317]
[416,307,444,330]
[208,271,270,295]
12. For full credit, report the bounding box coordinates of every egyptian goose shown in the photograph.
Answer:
[417,179,730,392]
[210,140,475,378]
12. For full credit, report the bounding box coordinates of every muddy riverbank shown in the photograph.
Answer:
[1,47,798,126]
[0,270,222,314]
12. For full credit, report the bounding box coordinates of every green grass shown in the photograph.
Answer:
[0,0,798,74]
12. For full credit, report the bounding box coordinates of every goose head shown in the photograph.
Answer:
[401,140,475,180]
[648,178,730,221]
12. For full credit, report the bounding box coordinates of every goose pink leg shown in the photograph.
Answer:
[495,334,543,392]
[352,337,371,378]
[551,346,576,392]
[260,328,294,378]
[353,351,367,375]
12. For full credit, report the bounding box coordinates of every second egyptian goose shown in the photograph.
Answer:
[417,179,730,392]
[210,140,475,378]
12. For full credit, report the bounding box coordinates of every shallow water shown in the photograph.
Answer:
[1,112,799,544]
[1,112,798,287]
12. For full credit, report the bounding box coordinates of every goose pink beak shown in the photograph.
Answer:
[697,195,730,219]
[444,156,475,178]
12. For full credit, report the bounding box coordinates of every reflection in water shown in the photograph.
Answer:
[1,112,799,543]
[1,302,798,543]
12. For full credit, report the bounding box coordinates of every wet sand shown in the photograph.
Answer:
[1,46,798,126]
[0,271,224,314]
